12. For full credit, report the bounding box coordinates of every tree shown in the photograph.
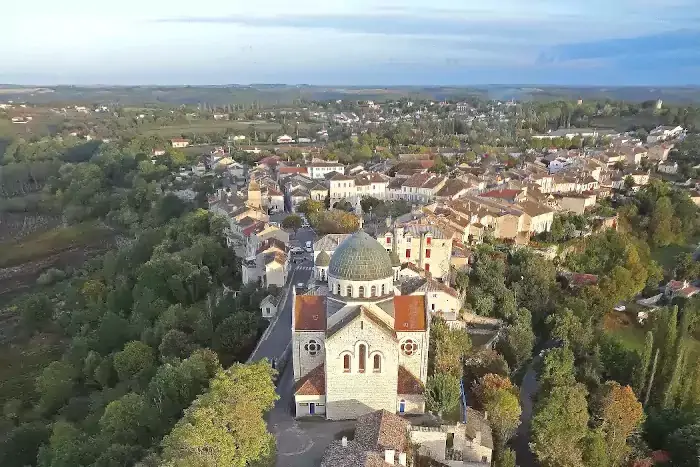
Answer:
[538,347,576,394]
[546,308,593,357]
[674,252,700,281]
[650,197,675,246]
[160,361,278,467]
[36,361,77,414]
[495,448,516,467]
[498,308,535,368]
[432,324,471,378]
[0,422,49,467]
[20,294,53,333]
[426,373,461,417]
[531,384,589,467]
[213,312,262,365]
[99,392,153,444]
[623,175,635,192]
[666,423,700,467]
[159,329,195,361]
[113,340,155,385]
[592,382,644,466]
[634,331,654,396]
[281,214,302,232]
[582,429,609,467]
[476,377,521,445]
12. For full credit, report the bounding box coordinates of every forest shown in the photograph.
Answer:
[0,136,277,466]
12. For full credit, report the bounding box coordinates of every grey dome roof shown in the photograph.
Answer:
[328,231,393,281]
[315,250,330,267]
[389,251,401,267]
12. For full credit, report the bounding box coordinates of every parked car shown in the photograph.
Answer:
[305,241,313,252]
[291,247,304,254]
[613,304,626,312]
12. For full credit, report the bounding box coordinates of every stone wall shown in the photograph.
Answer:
[397,331,429,383]
[293,330,325,380]
[397,394,425,414]
[325,315,399,420]
[410,427,447,462]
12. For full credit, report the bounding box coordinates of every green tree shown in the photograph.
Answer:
[666,423,700,467]
[650,197,675,246]
[634,331,654,396]
[538,347,576,394]
[582,429,609,467]
[531,384,589,467]
[99,392,153,444]
[160,360,278,467]
[0,422,49,467]
[430,317,471,377]
[213,312,262,365]
[20,294,53,333]
[426,373,461,417]
[113,341,155,385]
[281,214,302,231]
[36,361,77,414]
[498,308,535,368]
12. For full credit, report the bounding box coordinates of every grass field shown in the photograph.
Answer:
[651,238,700,272]
[0,222,113,269]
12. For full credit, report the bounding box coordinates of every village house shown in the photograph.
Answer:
[170,138,190,148]
[308,161,345,179]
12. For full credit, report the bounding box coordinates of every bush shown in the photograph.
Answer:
[36,268,68,286]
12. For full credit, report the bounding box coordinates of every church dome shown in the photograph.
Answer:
[315,250,330,267]
[389,251,401,267]
[328,231,393,281]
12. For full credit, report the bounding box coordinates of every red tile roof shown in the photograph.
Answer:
[294,364,325,395]
[397,366,424,394]
[294,295,327,331]
[393,295,426,331]
[480,189,520,199]
[279,166,308,175]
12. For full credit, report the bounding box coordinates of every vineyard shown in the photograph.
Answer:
[0,213,62,243]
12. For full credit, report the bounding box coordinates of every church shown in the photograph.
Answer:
[292,231,430,420]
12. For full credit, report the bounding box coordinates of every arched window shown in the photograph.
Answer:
[358,344,366,373]
[343,354,351,373]
[359,286,365,298]
[381,284,386,295]
[346,285,352,297]
[373,354,381,372]
[371,285,377,297]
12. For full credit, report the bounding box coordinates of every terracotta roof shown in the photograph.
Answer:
[294,363,325,395]
[355,409,409,452]
[393,295,426,331]
[397,366,424,395]
[294,295,327,331]
[481,189,520,199]
[279,166,308,174]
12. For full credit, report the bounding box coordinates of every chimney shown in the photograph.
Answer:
[384,449,395,464]
[341,436,347,447]
[398,452,407,466]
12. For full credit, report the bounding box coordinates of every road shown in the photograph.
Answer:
[513,360,539,467]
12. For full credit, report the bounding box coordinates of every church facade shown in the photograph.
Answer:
[292,231,430,420]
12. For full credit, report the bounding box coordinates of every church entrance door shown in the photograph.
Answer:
[399,400,406,413]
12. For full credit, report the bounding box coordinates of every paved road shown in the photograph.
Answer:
[513,360,539,467]
[269,357,355,467]
[249,260,313,364]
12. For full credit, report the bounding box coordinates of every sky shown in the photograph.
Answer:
[2,0,700,86]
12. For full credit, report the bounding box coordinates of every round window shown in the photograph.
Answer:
[401,339,418,356]
[304,340,321,356]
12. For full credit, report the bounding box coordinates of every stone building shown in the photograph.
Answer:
[293,231,430,420]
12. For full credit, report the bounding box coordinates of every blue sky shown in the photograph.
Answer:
[3,0,699,85]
